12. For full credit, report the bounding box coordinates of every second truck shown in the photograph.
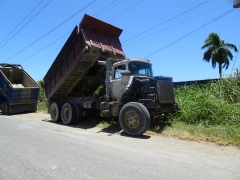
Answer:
[44,14,179,136]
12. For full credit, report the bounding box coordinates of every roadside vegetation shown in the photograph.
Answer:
[37,102,48,112]
[37,80,48,113]
[36,69,240,147]
[160,70,240,147]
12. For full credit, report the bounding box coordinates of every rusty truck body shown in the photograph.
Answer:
[44,14,178,136]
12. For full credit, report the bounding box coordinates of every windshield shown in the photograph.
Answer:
[128,61,153,77]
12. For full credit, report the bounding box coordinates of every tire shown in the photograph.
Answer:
[73,103,83,123]
[4,103,9,115]
[8,105,13,115]
[2,103,5,115]
[50,102,62,122]
[119,102,151,136]
[61,103,77,125]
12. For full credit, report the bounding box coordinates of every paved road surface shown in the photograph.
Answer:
[0,112,240,180]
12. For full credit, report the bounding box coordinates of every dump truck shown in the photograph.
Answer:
[0,63,39,115]
[44,14,178,136]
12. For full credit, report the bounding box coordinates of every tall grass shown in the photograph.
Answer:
[167,70,240,146]
[37,102,48,113]
[172,76,240,127]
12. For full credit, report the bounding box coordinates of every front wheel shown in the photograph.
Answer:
[119,102,151,136]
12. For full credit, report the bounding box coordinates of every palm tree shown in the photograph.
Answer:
[201,33,238,78]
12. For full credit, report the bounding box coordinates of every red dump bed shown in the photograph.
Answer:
[44,14,125,101]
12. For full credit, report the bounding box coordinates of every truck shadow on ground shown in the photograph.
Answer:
[97,128,151,139]
[43,117,171,139]
[43,119,100,131]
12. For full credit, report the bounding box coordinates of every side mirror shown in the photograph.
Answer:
[120,70,131,76]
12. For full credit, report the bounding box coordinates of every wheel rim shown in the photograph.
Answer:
[52,106,57,119]
[125,110,140,129]
[63,107,70,121]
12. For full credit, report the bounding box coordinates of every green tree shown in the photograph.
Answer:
[37,80,45,102]
[201,33,238,78]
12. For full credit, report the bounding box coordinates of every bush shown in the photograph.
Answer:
[37,80,45,102]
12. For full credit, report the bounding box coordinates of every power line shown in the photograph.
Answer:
[97,0,125,17]
[144,9,236,58]
[11,0,123,66]
[21,0,127,66]
[107,0,145,22]
[123,0,211,43]
[20,0,206,66]
[123,3,228,46]
[16,31,71,64]
[94,0,118,16]
[16,0,122,65]
[24,47,61,66]
[28,0,140,66]
[2,0,97,63]
[0,0,52,49]
[0,0,44,45]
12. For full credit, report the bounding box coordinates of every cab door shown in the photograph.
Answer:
[110,64,127,100]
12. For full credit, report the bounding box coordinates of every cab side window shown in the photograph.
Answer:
[114,64,126,78]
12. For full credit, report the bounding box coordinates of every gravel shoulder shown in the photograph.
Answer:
[10,111,51,121]
[9,111,240,150]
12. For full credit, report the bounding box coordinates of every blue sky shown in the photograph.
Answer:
[0,0,239,82]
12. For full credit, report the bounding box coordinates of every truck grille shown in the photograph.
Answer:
[156,80,175,103]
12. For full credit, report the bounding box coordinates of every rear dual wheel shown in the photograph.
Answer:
[49,102,83,125]
[50,102,62,122]
[61,103,77,125]
[73,103,83,123]
[61,103,83,125]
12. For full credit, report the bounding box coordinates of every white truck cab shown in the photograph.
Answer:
[110,59,153,100]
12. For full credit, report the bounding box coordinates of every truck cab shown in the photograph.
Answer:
[110,59,153,100]
[107,58,177,109]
